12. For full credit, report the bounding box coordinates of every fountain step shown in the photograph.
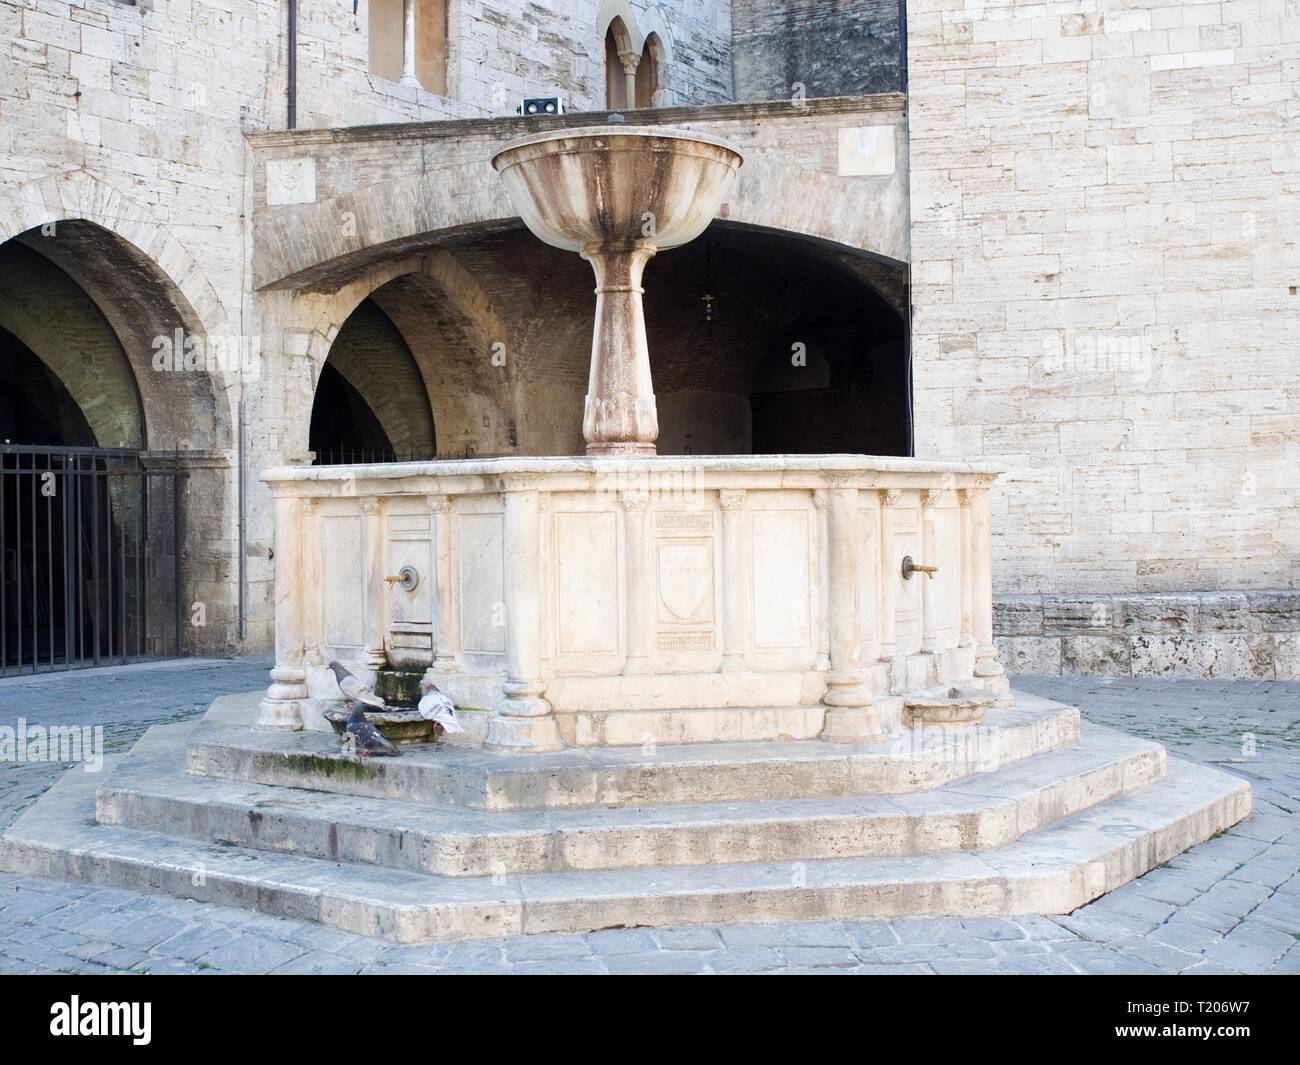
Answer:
[189,693,1080,810]
[100,720,1166,876]
[0,750,1249,943]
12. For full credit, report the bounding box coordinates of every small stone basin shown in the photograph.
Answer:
[323,707,442,746]
[903,686,995,728]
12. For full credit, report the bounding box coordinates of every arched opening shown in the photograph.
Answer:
[369,0,404,82]
[309,297,436,464]
[636,33,664,109]
[605,19,633,109]
[0,241,143,448]
[0,327,97,447]
[0,230,193,673]
[369,0,447,92]
[749,316,906,455]
[320,224,908,457]
[416,0,449,95]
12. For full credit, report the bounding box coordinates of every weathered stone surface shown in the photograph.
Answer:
[997,636,1061,675]
[1061,636,1131,677]
[994,597,1044,637]
[1248,592,1300,632]
[1000,593,1300,679]
[1131,635,1275,680]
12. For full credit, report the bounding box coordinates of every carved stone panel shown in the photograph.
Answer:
[458,511,506,655]
[750,509,812,651]
[322,514,365,650]
[554,511,620,657]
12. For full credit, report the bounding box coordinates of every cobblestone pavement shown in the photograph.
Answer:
[0,662,1296,975]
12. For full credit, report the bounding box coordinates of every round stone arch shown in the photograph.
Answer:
[0,173,236,455]
[597,0,644,53]
[0,241,142,447]
[293,251,522,461]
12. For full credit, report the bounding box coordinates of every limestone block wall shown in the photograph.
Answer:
[907,0,1300,675]
[997,591,1300,680]
[732,0,905,101]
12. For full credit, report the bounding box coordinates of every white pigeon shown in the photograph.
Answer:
[328,660,386,710]
[418,681,465,734]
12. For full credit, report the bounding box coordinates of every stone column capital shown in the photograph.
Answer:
[718,489,746,511]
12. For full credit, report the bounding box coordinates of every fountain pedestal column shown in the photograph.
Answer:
[492,126,742,457]
[580,241,658,455]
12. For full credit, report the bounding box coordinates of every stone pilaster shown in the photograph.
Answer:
[622,491,652,674]
[822,481,883,743]
[970,484,1004,680]
[959,490,975,648]
[361,499,388,671]
[484,484,563,752]
[812,489,831,671]
[257,493,308,731]
[428,494,457,674]
[718,489,747,672]
[920,491,942,654]
[877,488,900,661]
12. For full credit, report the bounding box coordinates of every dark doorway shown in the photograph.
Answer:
[750,314,908,455]
[308,297,436,465]
[309,361,398,464]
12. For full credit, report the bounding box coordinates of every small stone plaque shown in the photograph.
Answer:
[656,632,713,652]
[654,511,712,532]
[266,157,317,206]
[838,126,896,177]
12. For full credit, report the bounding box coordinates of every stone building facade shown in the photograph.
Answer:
[0,0,1295,678]
[906,0,1300,677]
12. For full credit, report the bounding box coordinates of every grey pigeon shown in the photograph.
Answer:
[328,659,385,709]
[418,679,466,735]
[344,703,400,757]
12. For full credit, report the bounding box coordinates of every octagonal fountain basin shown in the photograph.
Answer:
[491,126,742,252]
[903,686,996,728]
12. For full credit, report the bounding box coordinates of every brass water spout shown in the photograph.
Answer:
[901,556,939,580]
[383,565,419,591]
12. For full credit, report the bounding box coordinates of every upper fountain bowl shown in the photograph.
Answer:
[491,126,743,253]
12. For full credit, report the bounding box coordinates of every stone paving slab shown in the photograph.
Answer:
[0,662,1296,973]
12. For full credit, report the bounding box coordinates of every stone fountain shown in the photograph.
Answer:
[492,125,742,456]
[0,124,1251,942]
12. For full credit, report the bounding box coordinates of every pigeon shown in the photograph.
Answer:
[418,679,466,735]
[328,660,385,710]
[344,702,400,757]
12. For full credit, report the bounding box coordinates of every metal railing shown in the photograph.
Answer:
[0,445,186,676]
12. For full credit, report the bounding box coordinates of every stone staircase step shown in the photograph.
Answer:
[188,692,1081,810]
[0,752,1249,943]
[100,720,1165,876]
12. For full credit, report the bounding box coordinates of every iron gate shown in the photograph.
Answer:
[0,445,186,676]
